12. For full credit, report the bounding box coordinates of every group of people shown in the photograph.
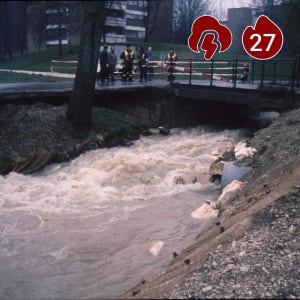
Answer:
[98,44,155,83]
[98,45,117,83]
[98,44,178,83]
[99,45,250,84]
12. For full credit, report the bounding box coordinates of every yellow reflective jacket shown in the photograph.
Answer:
[166,52,177,62]
[124,49,135,60]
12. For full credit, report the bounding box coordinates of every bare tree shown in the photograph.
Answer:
[280,0,300,55]
[27,1,47,52]
[247,0,282,7]
[62,1,84,54]
[66,1,105,129]
[145,0,174,43]
[173,0,209,43]
[142,0,160,42]
[0,1,9,61]
[0,1,28,60]
[45,1,70,56]
[248,0,300,55]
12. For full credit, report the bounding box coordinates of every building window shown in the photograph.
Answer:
[46,27,67,40]
[106,8,125,18]
[126,19,144,27]
[127,1,145,9]
[104,25,124,35]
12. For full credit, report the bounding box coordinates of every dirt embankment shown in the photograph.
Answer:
[0,103,148,175]
[121,107,300,299]
[1,101,299,299]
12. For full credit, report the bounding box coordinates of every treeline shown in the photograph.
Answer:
[0,1,27,61]
[1,0,299,62]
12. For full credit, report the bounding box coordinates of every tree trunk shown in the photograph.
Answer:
[66,1,105,129]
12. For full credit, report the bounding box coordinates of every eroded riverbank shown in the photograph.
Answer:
[0,122,249,299]
[121,106,300,299]
[0,100,288,299]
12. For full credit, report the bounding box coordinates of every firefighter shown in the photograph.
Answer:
[120,44,135,81]
[165,47,177,82]
[240,62,250,82]
[137,46,148,82]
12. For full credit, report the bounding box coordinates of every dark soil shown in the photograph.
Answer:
[0,103,148,174]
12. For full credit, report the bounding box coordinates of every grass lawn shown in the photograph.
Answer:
[0,42,295,83]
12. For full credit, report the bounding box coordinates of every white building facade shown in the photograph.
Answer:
[44,1,147,48]
[104,0,147,43]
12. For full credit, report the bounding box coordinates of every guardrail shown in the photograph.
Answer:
[50,57,300,90]
[167,58,300,90]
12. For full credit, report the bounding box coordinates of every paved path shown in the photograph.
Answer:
[1,68,298,95]
[0,67,258,91]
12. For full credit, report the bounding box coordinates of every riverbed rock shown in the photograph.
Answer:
[209,160,224,182]
[174,176,185,184]
[216,179,242,210]
[234,141,257,160]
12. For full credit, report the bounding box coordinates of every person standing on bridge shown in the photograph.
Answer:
[240,62,250,83]
[137,46,148,82]
[108,46,117,82]
[120,44,135,82]
[99,45,109,83]
[165,47,177,82]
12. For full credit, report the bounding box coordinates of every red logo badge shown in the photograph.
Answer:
[188,15,232,60]
[242,15,284,60]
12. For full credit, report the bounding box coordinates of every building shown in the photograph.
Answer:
[227,7,258,54]
[26,1,153,53]
[104,0,147,43]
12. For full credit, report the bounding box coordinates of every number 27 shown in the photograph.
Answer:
[250,33,276,52]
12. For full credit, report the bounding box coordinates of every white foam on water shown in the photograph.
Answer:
[0,127,242,216]
[191,202,218,219]
[0,126,245,299]
[149,241,164,256]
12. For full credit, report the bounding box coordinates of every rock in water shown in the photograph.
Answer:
[158,126,170,135]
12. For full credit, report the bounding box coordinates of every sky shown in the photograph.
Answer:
[210,0,250,19]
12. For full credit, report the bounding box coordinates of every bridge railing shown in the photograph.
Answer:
[50,57,300,90]
[165,58,300,90]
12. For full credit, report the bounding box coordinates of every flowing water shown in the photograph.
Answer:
[0,126,247,299]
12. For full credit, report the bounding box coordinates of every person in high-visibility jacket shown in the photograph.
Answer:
[137,46,148,82]
[120,44,135,81]
[165,47,177,81]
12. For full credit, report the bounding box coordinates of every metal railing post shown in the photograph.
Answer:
[291,59,297,91]
[189,59,192,85]
[272,61,277,85]
[231,60,235,84]
[251,61,255,84]
[296,55,300,87]
[260,60,265,88]
[170,61,174,87]
[233,60,238,88]
[210,59,214,87]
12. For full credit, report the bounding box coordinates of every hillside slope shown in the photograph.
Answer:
[121,107,300,299]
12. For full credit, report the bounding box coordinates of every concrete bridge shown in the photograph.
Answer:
[0,79,299,113]
[0,58,299,113]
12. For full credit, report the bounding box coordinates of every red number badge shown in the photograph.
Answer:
[242,15,283,60]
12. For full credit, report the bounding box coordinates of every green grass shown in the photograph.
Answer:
[0,42,295,83]
[0,71,71,83]
[0,46,80,72]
